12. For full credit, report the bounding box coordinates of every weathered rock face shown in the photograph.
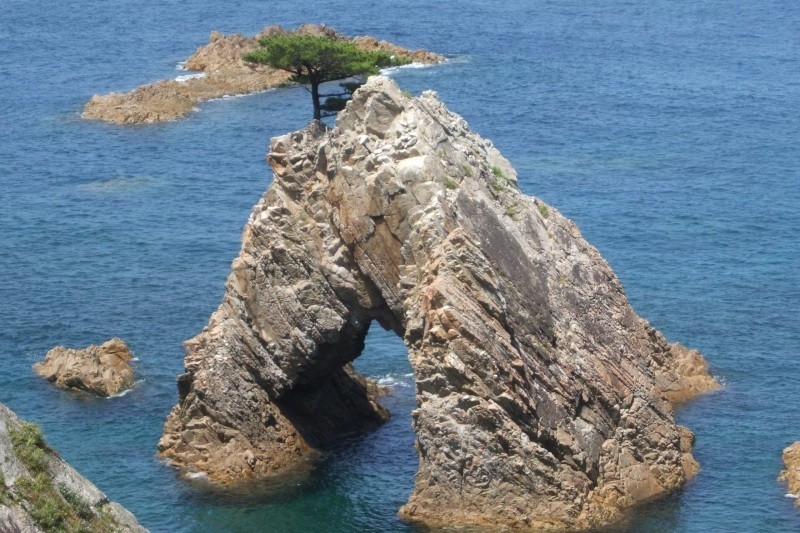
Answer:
[34,338,136,397]
[780,442,800,504]
[0,403,146,532]
[82,24,444,125]
[158,76,718,530]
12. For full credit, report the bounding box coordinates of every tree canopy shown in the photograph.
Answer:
[244,34,409,120]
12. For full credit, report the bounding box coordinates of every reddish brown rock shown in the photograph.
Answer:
[158,76,718,530]
[652,342,720,404]
[82,24,444,125]
[34,338,135,397]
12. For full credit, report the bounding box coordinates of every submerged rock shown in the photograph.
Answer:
[34,338,136,397]
[780,442,800,504]
[0,403,146,531]
[158,76,719,530]
[82,24,444,125]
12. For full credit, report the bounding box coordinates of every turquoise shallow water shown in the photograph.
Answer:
[1,1,799,531]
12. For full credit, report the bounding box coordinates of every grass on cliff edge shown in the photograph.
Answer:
[7,421,118,532]
[538,203,549,218]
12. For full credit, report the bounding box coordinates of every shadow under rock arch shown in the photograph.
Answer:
[184,325,420,532]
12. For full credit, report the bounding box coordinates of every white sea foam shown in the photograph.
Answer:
[380,56,462,76]
[186,471,207,480]
[376,373,412,388]
[175,72,205,82]
[380,62,437,76]
[107,379,144,399]
[176,61,187,70]
[786,493,799,499]
[207,89,273,102]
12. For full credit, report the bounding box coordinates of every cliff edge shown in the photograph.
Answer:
[0,403,146,532]
[158,76,718,530]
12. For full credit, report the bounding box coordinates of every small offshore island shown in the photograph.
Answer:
[81,24,443,125]
[158,76,719,530]
[33,338,136,397]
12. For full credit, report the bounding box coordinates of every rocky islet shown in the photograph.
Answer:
[157,76,719,530]
[33,338,136,397]
[81,24,444,125]
[780,442,800,504]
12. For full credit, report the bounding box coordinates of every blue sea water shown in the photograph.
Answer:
[1,1,798,531]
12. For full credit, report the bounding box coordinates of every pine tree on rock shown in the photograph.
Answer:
[244,34,409,120]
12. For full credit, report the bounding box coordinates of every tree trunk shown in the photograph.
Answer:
[311,80,321,121]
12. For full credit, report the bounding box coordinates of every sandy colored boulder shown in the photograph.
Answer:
[780,441,800,505]
[82,24,444,125]
[34,338,135,397]
[158,77,718,530]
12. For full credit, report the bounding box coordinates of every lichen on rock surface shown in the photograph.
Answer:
[34,338,136,397]
[81,24,444,125]
[158,76,719,530]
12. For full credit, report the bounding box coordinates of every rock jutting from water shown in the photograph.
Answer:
[81,24,444,125]
[33,338,136,397]
[779,442,800,504]
[157,76,719,530]
[0,403,147,532]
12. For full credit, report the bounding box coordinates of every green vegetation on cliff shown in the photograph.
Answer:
[6,421,119,532]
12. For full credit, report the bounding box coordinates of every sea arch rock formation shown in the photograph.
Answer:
[158,76,718,530]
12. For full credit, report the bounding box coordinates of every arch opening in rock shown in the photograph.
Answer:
[184,324,419,518]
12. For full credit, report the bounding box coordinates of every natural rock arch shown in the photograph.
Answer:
[158,77,718,530]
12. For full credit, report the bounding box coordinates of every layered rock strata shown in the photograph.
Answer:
[780,442,800,504]
[82,24,443,125]
[34,338,136,397]
[0,403,146,532]
[158,76,718,530]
